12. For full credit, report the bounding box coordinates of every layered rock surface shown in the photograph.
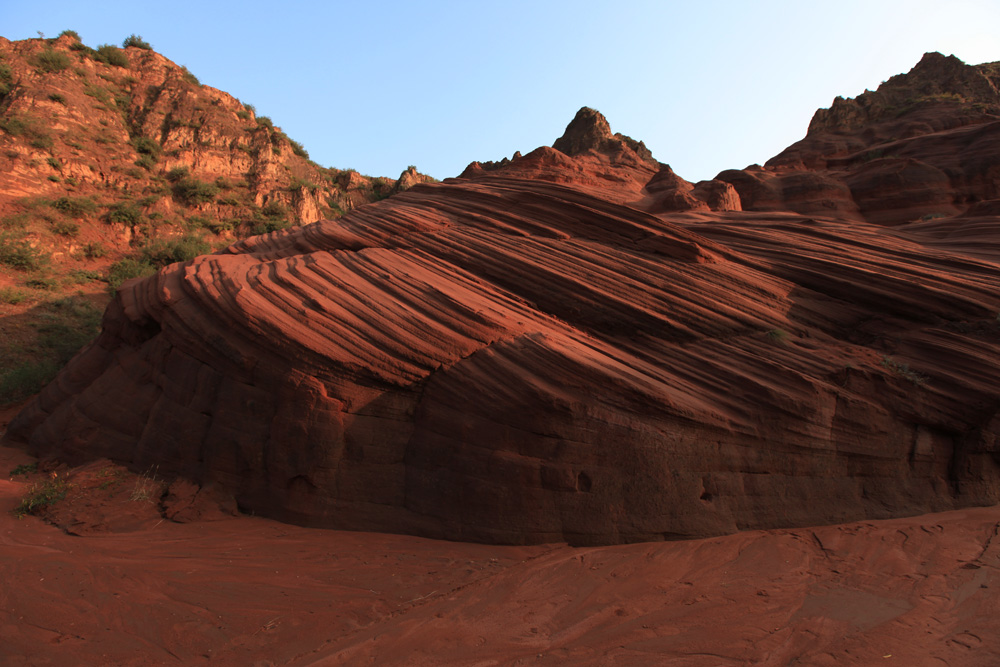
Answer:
[6,55,1000,545]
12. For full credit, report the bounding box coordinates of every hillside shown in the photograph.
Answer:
[6,52,999,546]
[0,31,432,403]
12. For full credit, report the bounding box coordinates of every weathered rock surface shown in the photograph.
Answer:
[5,56,1000,545]
[722,52,1000,225]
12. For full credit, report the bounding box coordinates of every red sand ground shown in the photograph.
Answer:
[2,442,997,666]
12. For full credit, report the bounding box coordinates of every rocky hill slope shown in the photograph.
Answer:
[0,32,431,403]
[5,52,1000,545]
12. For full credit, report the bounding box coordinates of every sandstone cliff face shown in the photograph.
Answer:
[5,54,1000,546]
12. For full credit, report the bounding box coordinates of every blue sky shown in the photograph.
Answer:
[3,1,999,182]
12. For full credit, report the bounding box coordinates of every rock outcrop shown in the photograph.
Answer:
[718,52,1000,225]
[5,54,1000,545]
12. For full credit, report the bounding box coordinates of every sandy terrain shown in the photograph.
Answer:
[2,443,997,666]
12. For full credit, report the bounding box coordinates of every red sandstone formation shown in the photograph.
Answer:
[5,53,1000,545]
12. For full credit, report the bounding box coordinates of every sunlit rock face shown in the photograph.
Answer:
[7,54,1000,545]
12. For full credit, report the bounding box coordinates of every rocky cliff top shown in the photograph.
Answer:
[809,52,1000,135]
[553,106,657,164]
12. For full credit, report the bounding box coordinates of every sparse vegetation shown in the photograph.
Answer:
[107,257,156,292]
[132,136,160,156]
[0,62,13,97]
[10,463,38,476]
[122,34,152,50]
[47,92,66,105]
[135,153,157,170]
[104,202,143,227]
[165,166,190,183]
[0,115,53,150]
[881,356,928,385]
[51,219,79,236]
[0,295,102,404]
[51,195,97,218]
[14,476,69,517]
[180,66,200,86]
[138,234,212,266]
[289,138,309,159]
[81,242,106,259]
[130,467,160,501]
[173,177,219,205]
[32,49,71,74]
[58,29,81,41]
[0,233,48,271]
[766,328,788,344]
[0,286,30,304]
[94,44,129,68]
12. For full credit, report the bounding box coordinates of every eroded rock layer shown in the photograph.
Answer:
[6,54,1000,545]
[7,169,1000,544]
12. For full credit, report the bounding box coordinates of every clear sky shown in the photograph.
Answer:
[3,1,999,183]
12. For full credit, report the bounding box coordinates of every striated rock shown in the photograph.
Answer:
[6,56,1000,546]
[691,179,742,212]
[7,167,1000,544]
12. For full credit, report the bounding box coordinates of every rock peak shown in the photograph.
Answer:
[552,107,615,156]
[553,107,657,165]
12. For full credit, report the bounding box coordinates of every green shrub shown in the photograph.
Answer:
[28,133,54,150]
[104,202,143,226]
[0,62,12,96]
[47,92,66,105]
[173,177,218,205]
[236,109,250,121]
[32,49,71,73]
[46,156,61,170]
[94,44,129,68]
[122,34,152,50]
[132,136,160,155]
[0,116,27,136]
[47,175,60,183]
[165,166,190,183]
[0,286,29,304]
[58,29,81,41]
[1,116,54,151]
[14,477,69,517]
[51,195,97,217]
[10,463,37,476]
[0,234,48,271]
[51,219,79,236]
[139,234,212,266]
[135,153,157,171]
[256,115,273,129]
[261,200,286,218]
[288,176,317,193]
[81,242,106,259]
[107,257,156,292]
